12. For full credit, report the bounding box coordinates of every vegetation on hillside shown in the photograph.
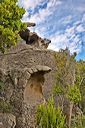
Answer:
[36,49,85,128]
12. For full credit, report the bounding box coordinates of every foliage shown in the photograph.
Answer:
[53,83,64,96]
[75,61,85,114]
[67,85,81,104]
[54,50,83,128]
[36,97,66,128]
[0,0,27,53]
[71,115,85,128]
[75,61,85,86]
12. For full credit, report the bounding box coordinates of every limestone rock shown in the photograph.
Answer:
[27,68,34,74]
[0,43,56,128]
[36,65,51,72]
[19,27,51,49]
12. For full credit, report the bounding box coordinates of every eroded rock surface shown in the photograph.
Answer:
[0,113,16,128]
[19,23,51,49]
[0,43,56,128]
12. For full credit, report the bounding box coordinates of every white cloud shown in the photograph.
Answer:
[82,14,85,22]
[29,8,52,23]
[18,0,85,56]
[76,6,85,12]
[18,0,45,10]
[48,22,84,54]
[21,0,62,23]
[76,24,85,32]
[60,15,72,24]
[48,33,69,51]
[65,26,75,37]
[48,33,82,54]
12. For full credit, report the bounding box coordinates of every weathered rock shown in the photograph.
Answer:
[0,113,16,128]
[0,42,76,128]
[26,22,36,27]
[36,65,51,72]
[0,43,56,128]
[28,65,51,74]
[27,68,34,74]
[19,25,51,49]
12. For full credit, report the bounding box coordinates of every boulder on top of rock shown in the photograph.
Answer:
[19,22,51,49]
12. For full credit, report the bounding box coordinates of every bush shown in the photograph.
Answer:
[67,85,81,104]
[36,97,66,128]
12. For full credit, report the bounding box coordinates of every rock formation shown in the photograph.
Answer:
[0,42,56,128]
[0,22,77,128]
[19,23,51,49]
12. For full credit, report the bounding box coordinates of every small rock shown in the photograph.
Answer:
[27,68,33,74]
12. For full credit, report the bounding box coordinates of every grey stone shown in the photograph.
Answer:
[31,67,38,73]
[36,65,51,72]
[27,68,33,74]
[0,43,56,128]
[0,113,16,128]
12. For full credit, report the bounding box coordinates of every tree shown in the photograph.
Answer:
[0,0,27,53]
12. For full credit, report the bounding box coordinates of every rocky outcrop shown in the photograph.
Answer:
[0,21,77,128]
[0,42,77,128]
[0,43,56,128]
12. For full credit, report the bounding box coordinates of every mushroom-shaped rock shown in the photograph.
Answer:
[36,65,51,73]
[26,65,51,75]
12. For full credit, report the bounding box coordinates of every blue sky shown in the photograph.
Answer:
[18,0,85,60]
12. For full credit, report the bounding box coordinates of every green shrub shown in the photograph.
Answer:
[67,85,81,104]
[36,97,66,128]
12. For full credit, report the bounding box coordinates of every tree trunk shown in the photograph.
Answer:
[68,61,75,128]
[68,102,73,128]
